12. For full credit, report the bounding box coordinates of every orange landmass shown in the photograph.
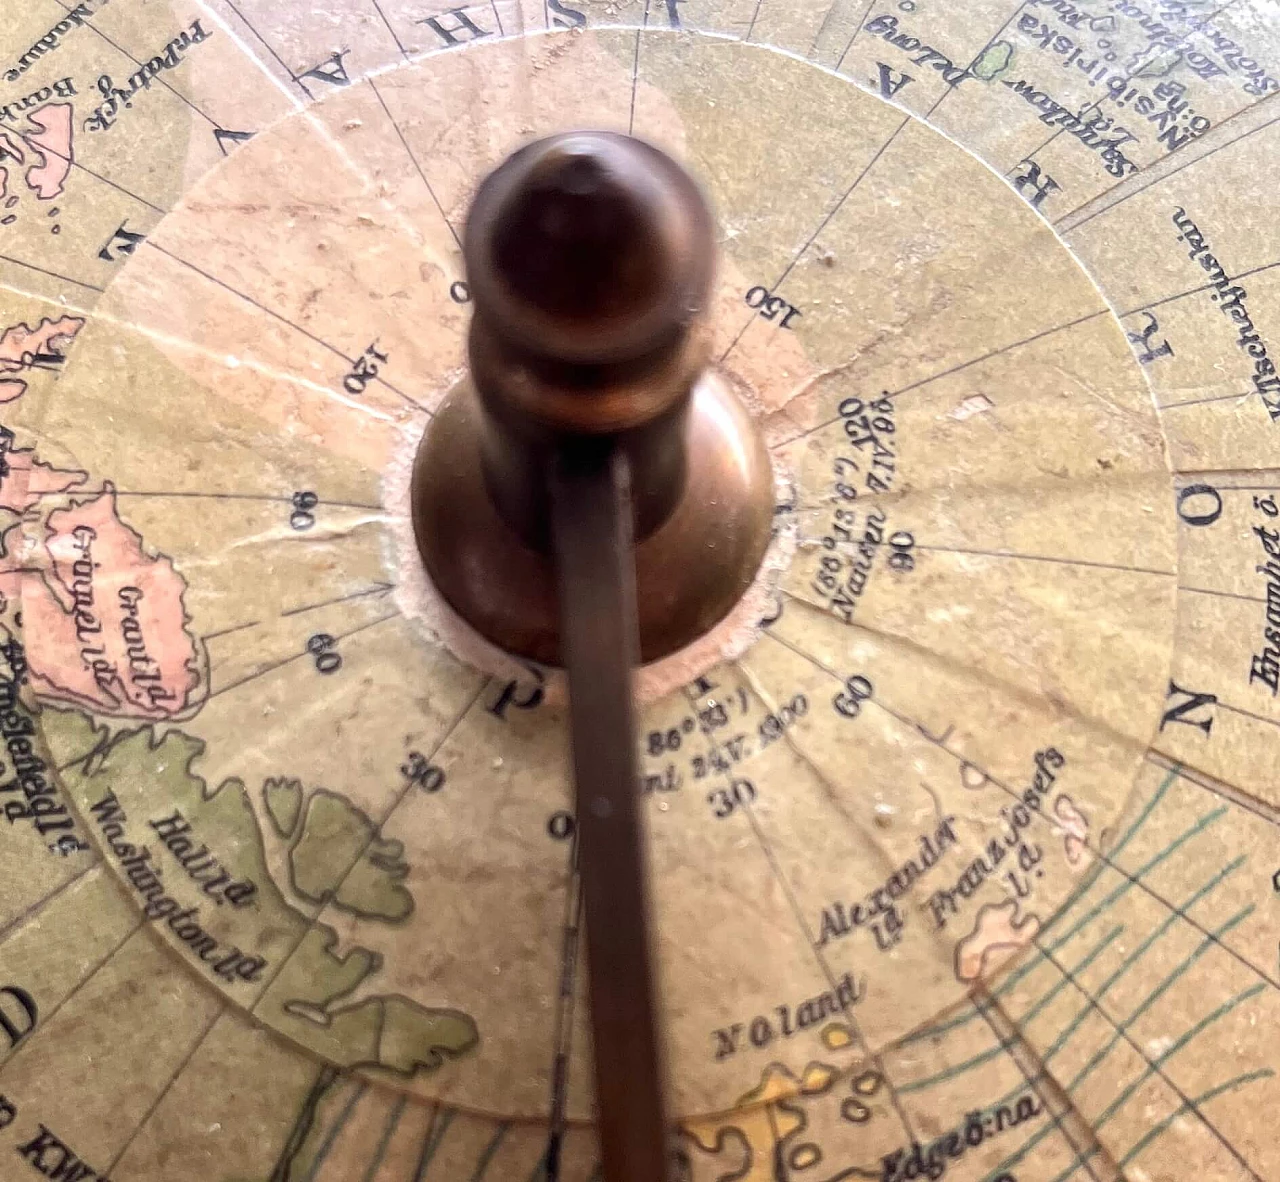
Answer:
[21,103,73,200]
[955,900,1040,982]
[1054,794,1090,868]
[0,315,83,403]
[0,445,86,515]
[23,485,199,719]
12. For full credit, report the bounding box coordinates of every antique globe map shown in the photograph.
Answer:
[0,0,1277,1178]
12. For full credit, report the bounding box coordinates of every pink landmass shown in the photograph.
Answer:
[1054,795,1090,869]
[23,485,199,719]
[0,315,84,403]
[955,901,1040,982]
[0,448,86,516]
[21,103,72,199]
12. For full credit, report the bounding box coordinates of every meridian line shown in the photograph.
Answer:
[911,542,1175,578]
[739,797,920,1144]
[742,0,767,43]
[0,253,106,293]
[687,672,918,1143]
[106,1005,228,1174]
[990,864,1247,1112]
[0,859,102,947]
[898,925,1123,1094]
[1177,584,1264,605]
[1122,255,1280,319]
[371,0,412,57]
[719,114,911,364]
[628,3,649,137]
[763,628,1277,990]
[1012,912,1265,1182]
[248,678,490,1019]
[144,241,428,412]
[1117,1069,1274,1169]
[731,0,1026,370]
[202,621,260,641]
[0,918,145,1080]
[49,0,219,127]
[69,152,167,214]
[206,608,401,701]
[704,713,918,1147]
[218,0,311,97]
[832,0,878,71]
[1061,101,1280,232]
[367,77,463,251]
[1046,984,1265,1182]
[281,584,395,616]
[779,308,1109,445]
[1160,388,1255,410]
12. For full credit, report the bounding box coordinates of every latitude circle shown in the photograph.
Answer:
[22,28,1177,1128]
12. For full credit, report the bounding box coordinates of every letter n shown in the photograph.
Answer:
[1159,680,1216,735]
[0,985,36,1048]
[1010,159,1060,208]
[419,8,491,47]
[876,62,914,97]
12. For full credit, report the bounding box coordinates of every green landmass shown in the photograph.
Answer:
[41,707,477,1077]
[276,787,414,922]
[973,40,1013,81]
[263,775,302,838]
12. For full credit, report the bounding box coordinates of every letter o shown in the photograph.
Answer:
[1176,483,1222,526]
[749,1016,773,1047]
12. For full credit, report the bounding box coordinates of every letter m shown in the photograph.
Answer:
[1159,680,1216,735]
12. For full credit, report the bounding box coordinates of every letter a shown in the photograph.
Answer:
[877,62,914,97]
[296,49,351,93]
